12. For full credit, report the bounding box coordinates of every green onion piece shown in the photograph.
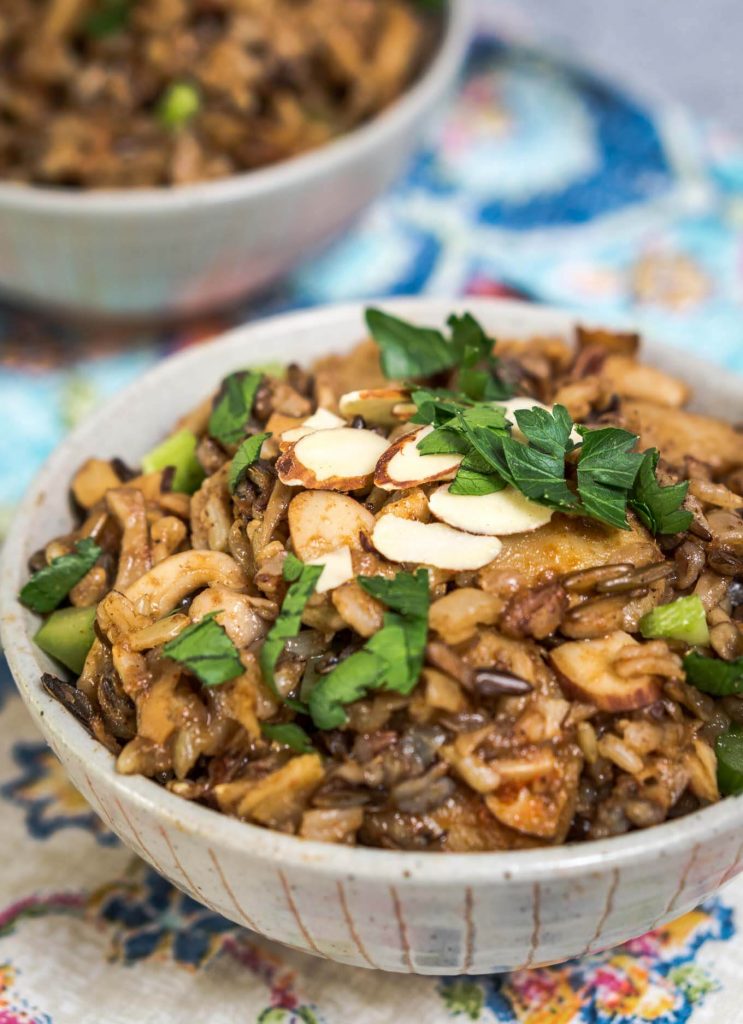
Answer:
[141,429,205,494]
[639,595,710,646]
[261,722,315,754]
[159,82,201,130]
[34,605,98,675]
[259,555,323,702]
[717,727,743,796]
[684,653,743,696]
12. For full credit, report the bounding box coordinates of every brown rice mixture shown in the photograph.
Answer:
[23,312,743,850]
[0,0,439,189]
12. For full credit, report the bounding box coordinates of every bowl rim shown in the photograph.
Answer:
[2,295,742,885]
[0,1,471,216]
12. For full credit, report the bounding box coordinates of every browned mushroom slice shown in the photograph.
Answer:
[106,486,152,590]
[576,325,640,356]
[598,355,690,408]
[124,550,248,618]
[550,631,662,711]
[622,400,742,472]
[72,458,122,509]
[277,427,389,491]
[374,426,462,491]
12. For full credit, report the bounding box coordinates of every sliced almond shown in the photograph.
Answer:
[277,427,389,491]
[306,545,354,594]
[279,408,347,449]
[499,397,582,445]
[429,484,553,536]
[339,387,411,426]
[372,513,502,571]
[288,490,375,561]
[550,630,661,711]
[374,425,462,491]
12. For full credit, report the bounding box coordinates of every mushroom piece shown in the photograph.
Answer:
[190,584,275,648]
[124,550,248,618]
[338,387,412,426]
[106,486,152,590]
[429,587,502,645]
[216,754,325,828]
[372,514,503,571]
[190,466,232,552]
[288,489,375,561]
[550,630,662,711]
[71,458,122,509]
[429,484,554,537]
[374,425,462,491]
[277,427,389,491]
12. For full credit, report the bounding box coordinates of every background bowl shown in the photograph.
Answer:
[2,297,742,975]
[0,4,470,320]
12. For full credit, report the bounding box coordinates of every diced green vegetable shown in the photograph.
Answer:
[163,612,243,686]
[85,0,130,38]
[158,82,201,130]
[684,653,743,696]
[716,727,743,796]
[261,722,315,754]
[259,555,323,702]
[228,432,270,494]
[34,605,98,675]
[208,371,263,447]
[20,539,102,614]
[639,595,710,646]
[141,429,205,494]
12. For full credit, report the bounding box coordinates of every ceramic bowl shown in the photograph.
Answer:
[2,298,742,975]
[0,4,470,319]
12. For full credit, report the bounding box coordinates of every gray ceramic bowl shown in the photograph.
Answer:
[0,4,470,319]
[2,298,742,975]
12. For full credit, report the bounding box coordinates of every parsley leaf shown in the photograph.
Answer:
[259,554,323,702]
[309,569,430,729]
[629,450,692,535]
[449,449,506,496]
[85,0,130,37]
[416,428,470,456]
[163,612,243,687]
[684,653,743,696]
[228,432,270,493]
[261,722,316,754]
[516,405,576,459]
[575,426,644,530]
[208,371,263,446]
[20,539,102,614]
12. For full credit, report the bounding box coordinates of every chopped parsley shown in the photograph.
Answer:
[84,0,130,38]
[261,722,316,754]
[629,450,693,535]
[684,653,743,696]
[228,432,271,493]
[365,308,511,398]
[208,371,263,447]
[309,569,429,729]
[716,726,743,796]
[259,554,323,703]
[163,612,243,687]
[20,539,102,614]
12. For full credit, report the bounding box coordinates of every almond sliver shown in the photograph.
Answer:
[372,513,502,571]
[429,484,553,536]
[375,425,462,491]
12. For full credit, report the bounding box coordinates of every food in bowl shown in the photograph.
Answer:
[1,0,440,188]
[20,309,743,851]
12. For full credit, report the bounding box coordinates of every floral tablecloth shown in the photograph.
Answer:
[2,10,743,1023]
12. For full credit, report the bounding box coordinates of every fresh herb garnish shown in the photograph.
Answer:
[640,595,710,646]
[261,722,316,754]
[259,554,323,702]
[716,726,743,796]
[684,653,743,696]
[20,539,102,614]
[158,82,201,130]
[576,426,645,530]
[84,0,130,38]
[228,432,271,494]
[629,450,693,535]
[309,569,429,729]
[208,371,263,447]
[163,612,243,687]
[365,308,511,398]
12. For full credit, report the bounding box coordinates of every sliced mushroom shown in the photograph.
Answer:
[106,486,152,590]
[338,387,412,426]
[277,427,389,491]
[550,630,661,711]
[599,355,689,408]
[429,484,553,536]
[72,458,122,509]
[124,550,248,618]
[190,584,275,648]
[372,514,503,571]
[279,408,347,449]
[288,489,375,561]
[374,425,462,491]
[429,588,502,645]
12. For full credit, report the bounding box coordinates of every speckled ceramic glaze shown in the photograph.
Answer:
[2,299,742,975]
[0,4,470,319]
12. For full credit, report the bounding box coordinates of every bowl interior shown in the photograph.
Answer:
[2,297,742,881]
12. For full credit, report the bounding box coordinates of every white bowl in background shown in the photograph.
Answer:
[0,4,470,319]
[2,298,742,975]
